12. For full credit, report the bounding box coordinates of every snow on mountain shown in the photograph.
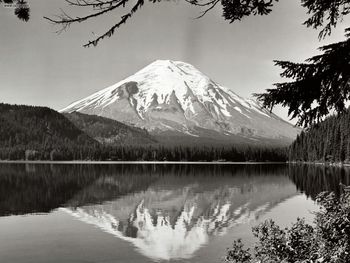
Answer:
[63,202,266,261]
[62,186,296,261]
[61,60,299,143]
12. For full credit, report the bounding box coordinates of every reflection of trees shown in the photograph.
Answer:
[0,163,288,217]
[289,164,350,199]
[0,164,96,216]
[0,164,157,216]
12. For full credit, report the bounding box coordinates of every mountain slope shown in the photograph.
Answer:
[64,112,156,145]
[0,103,97,156]
[61,60,300,145]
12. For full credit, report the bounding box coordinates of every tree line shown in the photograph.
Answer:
[0,144,288,162]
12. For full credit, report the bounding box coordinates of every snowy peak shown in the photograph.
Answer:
[61,60,300,143]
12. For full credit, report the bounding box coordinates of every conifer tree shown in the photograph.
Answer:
[1,0,30,21]
[256,29,350,127]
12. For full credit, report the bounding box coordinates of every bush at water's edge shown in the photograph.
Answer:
[225,188,350,263]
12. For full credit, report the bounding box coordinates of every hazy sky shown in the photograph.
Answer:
[0,0,349,121]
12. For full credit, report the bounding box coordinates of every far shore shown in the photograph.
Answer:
[0,160,287,165]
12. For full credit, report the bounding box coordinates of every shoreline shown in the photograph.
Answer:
[3,160,349,167]
[288,161,350,167]
[0,160,288,165]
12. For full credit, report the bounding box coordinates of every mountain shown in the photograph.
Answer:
[0,103,97,159]
[61,60,300,145]
[64,112,157,145]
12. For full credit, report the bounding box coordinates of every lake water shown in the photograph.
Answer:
[0,163,349,263]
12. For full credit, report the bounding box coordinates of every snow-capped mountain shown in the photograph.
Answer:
[61,60,299,144]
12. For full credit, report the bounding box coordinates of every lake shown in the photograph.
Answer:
[0,163,349,263]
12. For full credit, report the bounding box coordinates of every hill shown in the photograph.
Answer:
[0,103,97,160]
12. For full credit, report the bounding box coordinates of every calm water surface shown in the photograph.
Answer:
[0,163,349,263]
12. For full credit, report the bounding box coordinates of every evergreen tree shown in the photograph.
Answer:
[256,30,350,126]
[1,0,30,21]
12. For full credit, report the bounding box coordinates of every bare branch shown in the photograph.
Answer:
[43,0,128,24]
[194,0,220,19]
[83,0,146,47]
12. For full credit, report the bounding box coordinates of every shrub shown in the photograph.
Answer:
[226,189,350,263]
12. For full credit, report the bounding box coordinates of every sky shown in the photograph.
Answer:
[0,0,349,122]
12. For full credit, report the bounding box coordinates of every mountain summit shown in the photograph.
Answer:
[61,60,299,145]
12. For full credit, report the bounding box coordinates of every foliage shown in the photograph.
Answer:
[256,29,350,127]
[187,0,278,21]
[0,0,30,21]
[289,108,350,162]
[225,190,350,263]
[225,239,252,263]
[314,191,350,262]
[252,0,350,127]
[302,0,350,38]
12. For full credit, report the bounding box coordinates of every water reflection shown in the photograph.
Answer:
[289,164,350,199]
[63,173,295,260]
[0,163,349,261]
[0,164,288,216]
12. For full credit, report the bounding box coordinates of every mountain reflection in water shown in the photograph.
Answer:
[0,163,349,261]
[62,174,294,261]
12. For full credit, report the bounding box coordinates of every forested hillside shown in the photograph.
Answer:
[0,103,97,160]
[289,110,350,163]
[64,112,156,145]
[0,103,288,161]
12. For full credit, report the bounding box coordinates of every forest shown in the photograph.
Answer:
[0,103,97,148]
[289,109,350,163]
